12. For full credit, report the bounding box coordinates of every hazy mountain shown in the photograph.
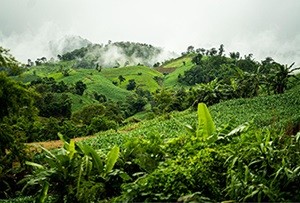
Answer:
[61,41,178,68]
[48,35,92,56]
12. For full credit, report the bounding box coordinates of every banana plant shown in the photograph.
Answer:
[267,62,300,94]
[184,103,217,145]
[20,133,120,202]
[185,103,249,145]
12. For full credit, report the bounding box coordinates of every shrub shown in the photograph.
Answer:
[88,116,117,134]
[126,79,136,90]
[72,104,106,125]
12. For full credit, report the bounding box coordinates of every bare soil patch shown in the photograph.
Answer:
[25,135,95,152]
[154,66,177,74]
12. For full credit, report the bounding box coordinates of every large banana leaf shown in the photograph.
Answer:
[197,103,216,139]
[105,146,120,175]
[77,143,104,174]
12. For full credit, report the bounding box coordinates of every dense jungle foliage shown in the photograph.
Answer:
[0,43,299,202]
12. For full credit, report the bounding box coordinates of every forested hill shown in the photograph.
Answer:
[59,41,177,68]
[48,35,92,56]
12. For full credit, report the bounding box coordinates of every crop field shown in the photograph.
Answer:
[83,84,300,151]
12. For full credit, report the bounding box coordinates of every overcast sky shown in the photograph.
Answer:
[1,0,300,64]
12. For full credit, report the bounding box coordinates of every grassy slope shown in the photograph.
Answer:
[83,83,300,151]
[20,61,74,80]
[101,65,163,92]
[18,62,141,110]
[162,53,195,68]
[66,93,97,112]
[18,63,163,111]
[162,55,194,88]
[57,69,132,102]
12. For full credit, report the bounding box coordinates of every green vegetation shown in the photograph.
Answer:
[162,54,194,68]
[60,41,165,68]
[163,54,194,88]
[0,43,300,202]
[101,65,163,92]
[0,72,37,198]
[21,135,120,202]
[0,47,23,76]
[84,83,300,150]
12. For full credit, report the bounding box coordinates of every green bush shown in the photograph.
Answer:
[88,116,117,134]
[28,118,88,142]
[72,104,106,125]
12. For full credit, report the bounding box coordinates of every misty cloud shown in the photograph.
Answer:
[227,29,300,65]
[48,35,92,56]
[0,0,300,66]
[72,42,178,68]
[0,22,73,62]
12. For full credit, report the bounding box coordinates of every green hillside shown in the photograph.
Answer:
[101,65,163,92]
[60,41,168,68]
[57,68,133,101]
[66,92,96,112]
[17,62,164,112]
[158,54,195,88]
[2,43,300,202]
[162,54,194,68]
[20,61,74,80]
[17,63,133,110]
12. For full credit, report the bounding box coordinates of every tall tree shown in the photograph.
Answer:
[218,44,225,56]
[0,73,37,198]
[0,46,22,75]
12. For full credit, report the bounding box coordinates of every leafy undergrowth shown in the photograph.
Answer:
[10,77,299,202]
[114,109,300,202]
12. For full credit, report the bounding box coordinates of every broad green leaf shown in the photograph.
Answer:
[197,103,216,138]
[37,181,49,203]
[87,145,104,174]
[76,142,88,154]
[119,172,132,181]
[105,146,120,174]
[295,132,300,143]
[76,157,84,199]
[39,145,57,160]
[68,139,76,160]
[227,123,249,136]
[77,143,103,173]
[25,161,44,169]
[58,132,69,149]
